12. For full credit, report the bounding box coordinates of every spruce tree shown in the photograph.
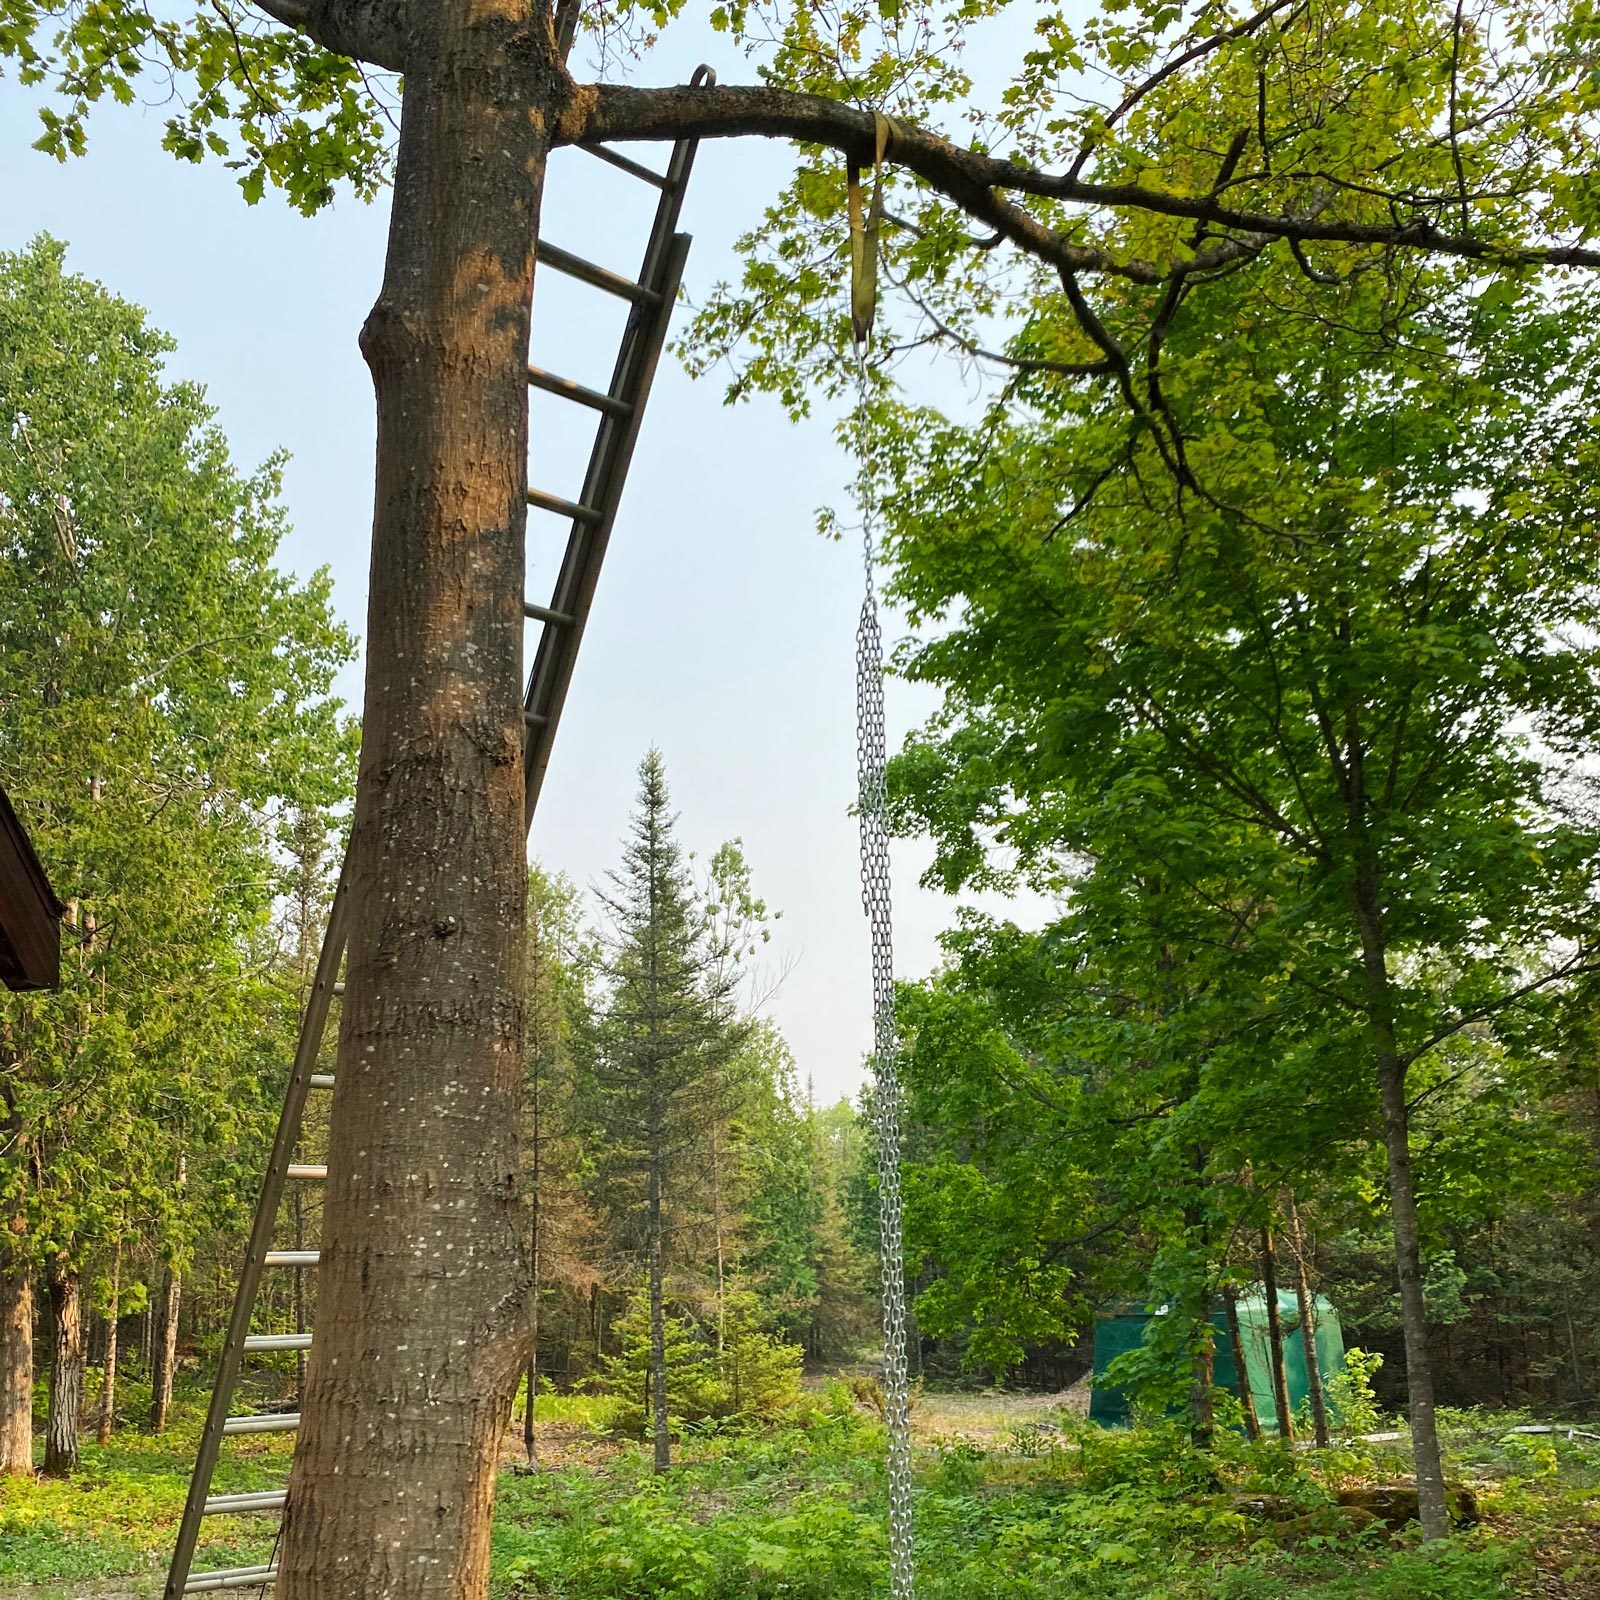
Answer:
[592,752,741,1472]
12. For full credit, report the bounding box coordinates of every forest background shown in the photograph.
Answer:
[3,230,1600,1487]
[4,0,1600,1589]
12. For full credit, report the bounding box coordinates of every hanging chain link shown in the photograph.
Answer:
[853,352,916,1600]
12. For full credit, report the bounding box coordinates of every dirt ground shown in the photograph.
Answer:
[909,1378,1092,1442]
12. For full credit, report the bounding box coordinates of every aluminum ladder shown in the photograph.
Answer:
[164,88,708,1596]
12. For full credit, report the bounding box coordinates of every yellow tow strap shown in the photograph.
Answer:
[848,111,896,350]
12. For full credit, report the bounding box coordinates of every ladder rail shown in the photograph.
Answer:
[523,79,710,817]
[164,880,350,1599]
[522,230,692,820]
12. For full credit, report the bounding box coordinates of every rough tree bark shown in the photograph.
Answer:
[0,1248,32,1473]
[43,1265,81,1478]
[1259,1226,1292,1441]
[149,1264,180,1434]
[274,0,548,1590]
[1287,1196,1329,1448]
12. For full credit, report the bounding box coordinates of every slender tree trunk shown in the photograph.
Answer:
[1338,714,1450,1537]
[524,982,543,1470]
[294,1184,308,1399]
[1223,1283,1260,1442]
[1378,1051,1449,1536]
[648,1131,670,1473]
[1564,1294,1583,1399]
[523,1176,540,1469]
[277,5,553,1590]
[150,1265,180,1434]
[1259,1226,1292,1440]
[96,1242,120,1446]
[711,1117,726,1355]
[43,1266,82,1477]
[1189,1326,1215,1448]
[1287,1197,1329,1447]
[522,1350,539,1468]
[0,1250,32,1474]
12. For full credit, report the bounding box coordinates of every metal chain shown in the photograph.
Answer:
[852,352,915,1600]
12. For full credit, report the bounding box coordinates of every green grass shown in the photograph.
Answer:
[487,1396,1595,1600]
[0,1384,291,1588]
[1,1384,1595,1598]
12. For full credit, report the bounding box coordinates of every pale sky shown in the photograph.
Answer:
[1,21,1044,1102]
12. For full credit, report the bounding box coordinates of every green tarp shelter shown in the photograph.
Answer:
[1088,1289,1345,1430]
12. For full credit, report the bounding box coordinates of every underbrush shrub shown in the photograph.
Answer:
[1322,1348,1386,1441]
[601,1289,803,1439]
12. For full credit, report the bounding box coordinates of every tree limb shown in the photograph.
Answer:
[575,82,1600,276]
[250,0,407,72]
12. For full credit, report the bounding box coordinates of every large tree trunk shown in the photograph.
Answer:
[43,1266,82,1478]
[96,1243,120,1446]
[648,1135,670,1473]
[1259,1226,1292,1441]
[1222,1283,1260,1442]
[0,1250,32,1473]
[276,3,552,1591]
[149,1265,180,1433]
[1287,1197,1329,1448]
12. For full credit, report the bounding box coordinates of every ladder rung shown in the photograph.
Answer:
[286,1164,327,1181]
[528,366,633,419]
[526,487,602,524]
[222,1412,299,1435]
[203,1489,287,1516]
[524,601,575,627]
[185,1566,279,1593]
[310,1073,335,1089]
[243,1333,311,1353]
[535,240,660,305]
[263,1250,319,1268]
[332,981,345,995]
[524,709,550,729]
[580,142,671,189]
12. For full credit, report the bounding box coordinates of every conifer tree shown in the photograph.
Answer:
[592,752,742,1471]
[0,237,354,1475]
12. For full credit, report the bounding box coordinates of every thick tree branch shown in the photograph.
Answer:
[575,83,1600,276]
[250,0,407,71]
